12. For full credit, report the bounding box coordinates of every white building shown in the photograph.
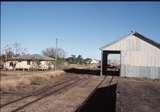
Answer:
[100,32,160,79]
[3,54,55,71]
[90,59,100,64]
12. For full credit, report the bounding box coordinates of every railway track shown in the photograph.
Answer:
[0,76,75,107]
[0,76,88,112]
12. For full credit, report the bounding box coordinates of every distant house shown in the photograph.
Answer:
[88,59,100,69]
[3,54,55,71]
[90,59,100,64]
[108,59,120,66]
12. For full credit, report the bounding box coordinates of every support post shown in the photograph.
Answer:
[102,51,108,75]
[100,51,103,76]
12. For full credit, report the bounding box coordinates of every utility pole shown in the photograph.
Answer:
[55,38,58,70]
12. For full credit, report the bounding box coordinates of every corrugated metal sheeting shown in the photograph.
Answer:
[121,65,160,79]
[101,32,160,79]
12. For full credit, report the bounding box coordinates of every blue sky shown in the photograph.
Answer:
[1,2,160,59]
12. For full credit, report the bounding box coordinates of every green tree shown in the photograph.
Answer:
[76,55,83,64]
[84,58,92,64]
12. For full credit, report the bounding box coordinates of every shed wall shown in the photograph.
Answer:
[102,35,160,79]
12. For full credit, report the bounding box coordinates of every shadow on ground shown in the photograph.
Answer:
[64,68,100,76]
[75,84,117,112]
[64,68,120,76]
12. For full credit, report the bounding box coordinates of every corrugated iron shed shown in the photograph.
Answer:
[100,32,160,79]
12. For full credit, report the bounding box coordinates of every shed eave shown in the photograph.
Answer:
[99,32,133,51]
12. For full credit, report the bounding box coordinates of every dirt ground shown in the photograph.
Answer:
[117,77,160,112]
[0,70,160,112]
[0,71,103,112]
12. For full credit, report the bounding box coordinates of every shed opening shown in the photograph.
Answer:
[101,50,121,76]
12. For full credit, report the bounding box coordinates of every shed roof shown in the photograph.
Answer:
[100,32,160,50]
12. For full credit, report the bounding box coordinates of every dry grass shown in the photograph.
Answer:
[29,74,50,85]
[0,70,65,92]
[0,71,24,76]
[46,70,65,78]
[17,77,31,87]
[0,77,31,92]
[0,80,18,92]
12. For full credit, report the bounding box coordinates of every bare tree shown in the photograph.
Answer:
[42,47,66,59]
[13,43,28,56]
[3,45,14,59]
[42,47,56,58]
[13,42,20,56]
[2,43,28,61]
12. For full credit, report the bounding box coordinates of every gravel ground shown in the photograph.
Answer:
[19,75,102,112]
[1,72,160,112]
